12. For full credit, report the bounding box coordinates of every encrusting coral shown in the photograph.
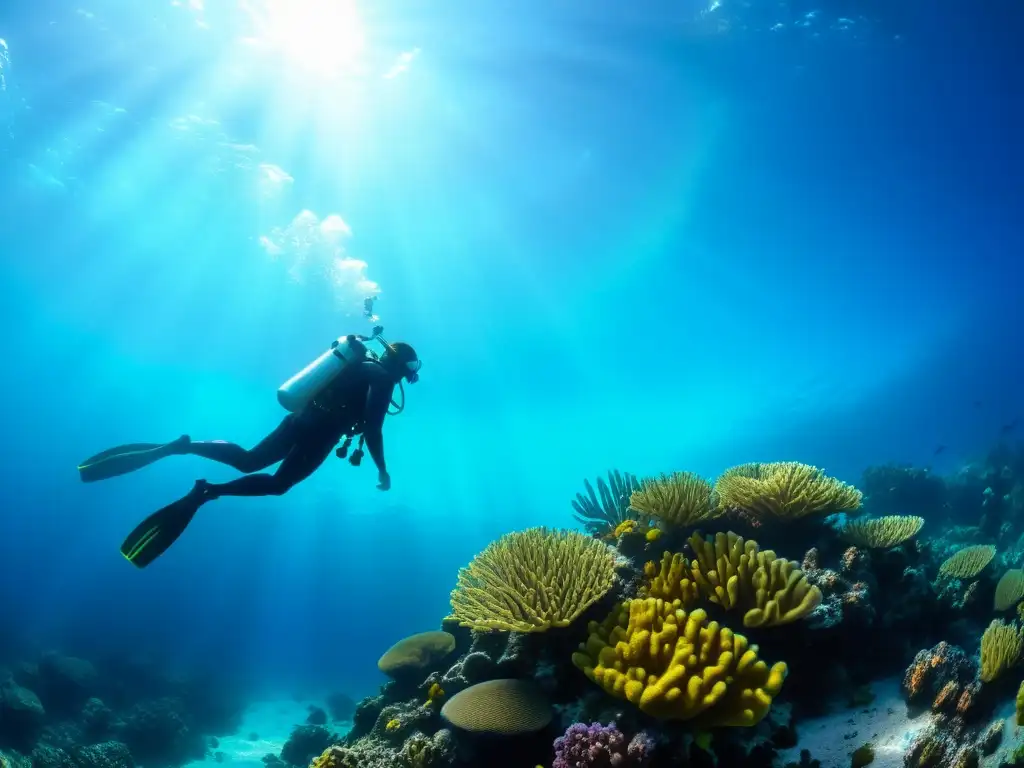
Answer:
[628,472,721,528]
[571,597,787,726]
[841,515,924,549]
[447,527,616,632]
[979,619,1023,682]
[685,531,822,628]
[714,461,862,522]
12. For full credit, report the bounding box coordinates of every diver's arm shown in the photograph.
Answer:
[363,379,393,486]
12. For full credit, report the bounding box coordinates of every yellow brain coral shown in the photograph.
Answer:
[629,472,721,528]
[447,527,616,632]
[939,545,996,579]
[686,531,823,627]
[995,570,1024,612]
[980,619,1023,683]
[715,462,862,522]
[571,598,787,726]
[841,515,924,549]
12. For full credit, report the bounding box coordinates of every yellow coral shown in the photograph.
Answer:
[571,598,787,726]
[447,527,616,633]
[1016,680,1024,726]
[979,619,1023,683]
[686,531,822,627]
[841,515,924,549]
[310,746,353,768]
[994,569,1024,611]
[642,551,699,605]
[629,472,721,528]
[939,545,996,579]
[646,527,663,543]
[424,682,445,708]
[715,462,862,522]
[612,519,636,538]
[385,718,401,731]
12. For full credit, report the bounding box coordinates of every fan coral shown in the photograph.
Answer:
[939,545,996,579]
[980,619,1023,682]
[629,472,720,528]
[571,598,787,726]
[552,722,627,768]
[573,470,643,536]
[841,515,924,549]
[714,461,862,522]
[448,527,616,632]
[685,531,822,627]
[994,569,1024,611]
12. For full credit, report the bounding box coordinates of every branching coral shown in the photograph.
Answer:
[572,470,643,536]
[448,527,616,632]
[714,462,862,522]
[994,570,1024,611]
[570,598,787,726]
[629,472,720,528]
[641,551,699,605]
[685,531,822,627]
[938,545,996,579]
[980,619,1023,683]
[841,515,924,549]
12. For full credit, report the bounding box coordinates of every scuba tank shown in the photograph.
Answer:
[276,334,371,413]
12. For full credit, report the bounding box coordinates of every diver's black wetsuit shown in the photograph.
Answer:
[186,360,396,497]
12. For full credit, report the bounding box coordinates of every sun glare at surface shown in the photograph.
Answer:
[240,0,367,77]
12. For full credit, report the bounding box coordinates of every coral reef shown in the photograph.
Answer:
[283,440,1024,768]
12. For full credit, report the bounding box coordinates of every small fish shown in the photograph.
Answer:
[934,445,946,456]
[1000,418,1019,435]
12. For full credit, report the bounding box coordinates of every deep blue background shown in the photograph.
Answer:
[0,0,1020,701]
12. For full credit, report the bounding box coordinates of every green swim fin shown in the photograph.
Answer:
[120,482,209,569]
[78,436,190,483]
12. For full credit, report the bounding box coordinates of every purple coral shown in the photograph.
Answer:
[553,722,627,768]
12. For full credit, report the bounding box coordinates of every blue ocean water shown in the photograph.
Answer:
[0,0,1021,744]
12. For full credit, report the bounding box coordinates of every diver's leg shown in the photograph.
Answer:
[78,436,192,482]
[203,429,339,498]
[182,415,298,473]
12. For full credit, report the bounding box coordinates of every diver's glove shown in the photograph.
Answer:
[377,470,391,491]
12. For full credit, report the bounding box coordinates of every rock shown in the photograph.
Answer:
[73,741,135,768]
[280,725,338,766]
[306,706,328,726]
[0,680,46,746]
[37,654,98,714]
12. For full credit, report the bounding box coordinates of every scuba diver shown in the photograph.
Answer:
[78,321,420,570]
